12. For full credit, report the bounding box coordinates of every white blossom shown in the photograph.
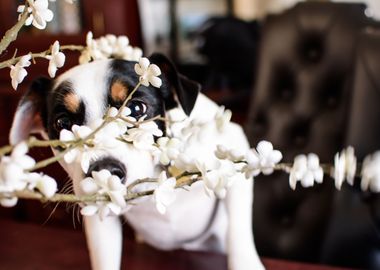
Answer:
[122,120,163,150]
[134,58,162,88]
[90,119,129,149]
[242,140,282,178]
[10,54,31,90]
[197,160,237,199]
[79,32,143,64]
[241,150,261,179]
[333,147,357,190]
[0,142,36,189]
[361,152,380,192]
[215,106,232,132]
[122,46,143,62]
[79,32,105,64]
[289,154,324,190]
[80,170,128,220]
[173,153,199,173]
[18,0,54,30]
[106,106,135,132]
[153,171,177,214]
[215,144,244,162]
[46,41,65,78]
[60,120,128,173]
[59,125,94,173]
[155,137,182,165]
[28,172,57,198]
[0,142,36,207]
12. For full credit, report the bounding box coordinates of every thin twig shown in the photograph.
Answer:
[0,136,73,157]
[0,1,29,56]
[0,45,84,69]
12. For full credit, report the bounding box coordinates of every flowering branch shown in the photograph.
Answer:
[1,172,202,204]
[0,1,379,221]
[0,45,84,69]
[0,1,29,55]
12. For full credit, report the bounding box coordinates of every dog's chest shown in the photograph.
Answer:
[123,183,217,250]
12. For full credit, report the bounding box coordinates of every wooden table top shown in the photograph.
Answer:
[0,219,356,270]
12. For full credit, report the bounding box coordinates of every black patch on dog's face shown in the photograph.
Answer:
[109,60,166,133]
[47,81,85,140]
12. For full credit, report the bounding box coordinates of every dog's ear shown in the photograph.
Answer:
[149,53,200,116]
[10,77,51,145]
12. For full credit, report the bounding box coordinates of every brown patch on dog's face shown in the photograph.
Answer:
[111,81,128,102]
[64,92,80,113]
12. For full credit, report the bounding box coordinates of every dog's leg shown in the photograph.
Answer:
[84,215,122,270]
[226,175,265,270]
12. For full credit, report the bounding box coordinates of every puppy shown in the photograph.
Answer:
[10,53,264,270]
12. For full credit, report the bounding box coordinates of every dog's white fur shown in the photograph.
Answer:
[10,60,264,270]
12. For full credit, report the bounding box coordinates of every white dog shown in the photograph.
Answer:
[10,53,264,270]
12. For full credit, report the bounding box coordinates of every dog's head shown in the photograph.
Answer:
[9,53,200,193]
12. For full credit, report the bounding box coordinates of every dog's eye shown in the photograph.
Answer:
[128,101,147,118]
[54,116,72,131]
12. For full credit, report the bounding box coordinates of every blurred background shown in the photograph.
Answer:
[1,0,380,269]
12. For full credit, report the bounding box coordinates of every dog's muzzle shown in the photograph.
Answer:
[86,157,127,183]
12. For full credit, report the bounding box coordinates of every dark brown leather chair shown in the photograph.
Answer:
[245,2,380,269]
[320,28,380,269]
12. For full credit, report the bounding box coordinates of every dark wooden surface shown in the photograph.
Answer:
[0,219,357,270]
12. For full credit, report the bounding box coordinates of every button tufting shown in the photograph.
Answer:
[298,34,324,64]
[289,121,310,148]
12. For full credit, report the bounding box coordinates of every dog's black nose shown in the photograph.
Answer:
[86,157,127,183]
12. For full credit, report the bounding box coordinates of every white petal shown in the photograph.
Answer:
[148,64,161,76]
[48,62,57,78]
[270,150,283,163]
[34,0,49,10]
[109,191,127,208]
[261,167,274,175]
[139,57,150,69]
[73,125,92,139]
[54,52,66,67]
[107,107,118,117]
[51,41,60,54]
[12,142,28,156]
[149,76,162,88]
[81,156,91,174]
[314,168,324,184]
[92,170,112,184]
[60,129,75,142]
[256,141,273,157]
[80,205,98,216]
[36,175,57,197]
[370,176,380,192]
[108,176,124,191]
[301,171,314,188]
[156,202,166,215]
[80,178,99,195]
[307,153,320,170]
[134,64,144,76]
[17,5,26,13]
[64,149,78,164]
[121,107,131,117]
[289,172,298,190]
[0,197,18,207]
[107,203,122,215]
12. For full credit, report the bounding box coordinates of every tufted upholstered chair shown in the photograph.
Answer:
[245,2,380,268]
[320,28,380,269]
